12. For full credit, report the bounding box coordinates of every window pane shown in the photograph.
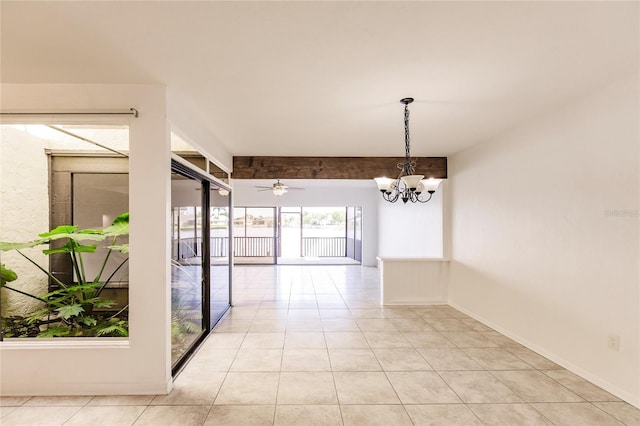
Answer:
[0,124,129,339]
[170,173,205,365]
[233,208,247,238]
[234,207,275,264]
[301,207,346,257]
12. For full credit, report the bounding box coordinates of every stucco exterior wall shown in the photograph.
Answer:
[0,126,50,316]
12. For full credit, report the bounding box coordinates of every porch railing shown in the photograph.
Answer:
[233,236,273,257]
[301,237,346,257]
[173,236,347,258]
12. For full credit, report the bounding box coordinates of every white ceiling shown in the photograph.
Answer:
[1,1,637,157]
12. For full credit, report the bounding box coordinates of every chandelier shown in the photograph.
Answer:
[374,97,442,203]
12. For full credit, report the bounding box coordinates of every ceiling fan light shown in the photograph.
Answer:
[272,187,286,196]
[218,188,230,196]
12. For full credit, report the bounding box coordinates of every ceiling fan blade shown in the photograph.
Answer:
[256,189,272,192]
[254,186,272,189]
[287,187,305,190]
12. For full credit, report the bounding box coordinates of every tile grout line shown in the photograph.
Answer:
[325,329,346,426]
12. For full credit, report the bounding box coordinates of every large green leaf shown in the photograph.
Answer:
[0,240,46,251]
[56,304,85,319]
[103,212,129,237]
[0,264,17,285]
[44,283,100,298]
[77,229,103,235]
[2,226,105,253]
[39,225,77,237]
[42,242,97,255]
[50,234,104,243]
[107,244,129,253]
[38,225,105,243]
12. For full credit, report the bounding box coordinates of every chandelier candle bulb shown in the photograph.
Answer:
[422,178,443,193]
[400,174,424,190]
[374,177,394,192]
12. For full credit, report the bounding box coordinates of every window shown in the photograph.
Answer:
[0,124,129,339]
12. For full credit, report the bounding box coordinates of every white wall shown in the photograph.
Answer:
[377,185,444,258]
[448,75,639,405]
[233,180,379,266]
[0,127,50,316]
[0,84,173,395]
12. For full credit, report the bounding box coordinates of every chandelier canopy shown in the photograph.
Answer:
[374,98,442,204]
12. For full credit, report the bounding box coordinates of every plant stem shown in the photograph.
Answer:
[96,258,128,297]
[76,248,88,287]
[70,246,83,286]
[108,303,129,319]
[16,250,67,289]
[1,285,49,304]
[93,247,112,287]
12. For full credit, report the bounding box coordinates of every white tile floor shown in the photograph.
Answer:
[1,265,639,425]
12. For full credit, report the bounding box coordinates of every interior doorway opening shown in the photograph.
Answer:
[279,207,302,259]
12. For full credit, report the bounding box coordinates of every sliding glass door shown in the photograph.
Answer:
[170,161,231,372]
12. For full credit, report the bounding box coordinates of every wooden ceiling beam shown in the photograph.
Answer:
[232,156,447,180]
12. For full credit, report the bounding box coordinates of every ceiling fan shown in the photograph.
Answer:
[255,179,304,196]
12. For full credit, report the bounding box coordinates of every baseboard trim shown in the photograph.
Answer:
[0,378,173,396]
[449,301,640,409]
[383,299,447,305]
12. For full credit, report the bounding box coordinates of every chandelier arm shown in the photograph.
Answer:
[383,190,399,203]
[415,192,434,203]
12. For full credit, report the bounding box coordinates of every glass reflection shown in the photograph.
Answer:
[170,173,204,366]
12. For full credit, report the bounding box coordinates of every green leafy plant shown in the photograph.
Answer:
[0,213,130,338]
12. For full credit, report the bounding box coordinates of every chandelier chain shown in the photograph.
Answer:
[405,104,410,168]
[404,103,410,158]
[402,102,416,175]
